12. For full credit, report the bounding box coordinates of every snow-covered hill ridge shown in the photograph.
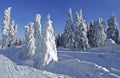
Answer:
[0,54,71,78]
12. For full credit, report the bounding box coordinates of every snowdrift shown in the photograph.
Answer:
[45,59,119,78]
[0,55,71,78]
[0,45,120,78]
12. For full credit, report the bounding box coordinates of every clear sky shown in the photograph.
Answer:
[0,0,120,37]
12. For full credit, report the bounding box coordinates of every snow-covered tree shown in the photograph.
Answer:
[9,20,18,46]
[107,13,119,44]
[33,14,42,65]
[88,18,106,47]
[24,26,29,55]
[79,22,89,50]
[73,12,81,49]
[79,9,83,21]
[74,11,89,50]
[88,20,98,47]
[38,14,58,68]
[24,23,35,58]
[94,18,106,47]
[2,7,18,48]
[2,7,12,48]
[63,8,74,49]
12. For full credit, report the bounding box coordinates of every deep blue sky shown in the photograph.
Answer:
[0,0,120,37]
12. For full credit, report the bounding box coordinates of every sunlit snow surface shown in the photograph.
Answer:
[0,40,120,78]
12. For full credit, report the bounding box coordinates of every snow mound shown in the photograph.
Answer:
[0,55,71,78]
[105,39,116,46]
[45,59,119,78]
[86,42,120,53]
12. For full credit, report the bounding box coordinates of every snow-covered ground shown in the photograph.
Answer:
[0,55,71,78]
[0,41,120,78]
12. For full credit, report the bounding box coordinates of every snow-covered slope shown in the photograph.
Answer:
[0,45,120,78]
[57,41,120,77]
[0,54,71,78]
[45,59,119,78]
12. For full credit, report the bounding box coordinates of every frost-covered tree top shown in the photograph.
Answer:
[64,8,73,30]
[44,14,55,41]
[79,9,83,21]
[66,8,73,23]
[45,14,53,30]
[2,7,12,35]
[4,7,12,18]
[3,7,12,25]
[64,8,73,32]
[34,14,41,24]
[74,10,85,26]
[75,12,80,22]
[34,14,42,35]
[63,8,75,49]
[46,14,52,23]
[108,13,118,29]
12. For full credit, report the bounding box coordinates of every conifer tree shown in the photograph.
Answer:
[94,18,106,47]
[38,14,58,68]
[2,7,12,48]
[63,8,74,49]
[24,23,35,58]
[107,13,119,44]
[74,10,89,50]
[33,14,42,61]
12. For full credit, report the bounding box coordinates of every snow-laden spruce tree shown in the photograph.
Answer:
[79,22,89,50]
[87,20,96,47]
[24,23,35,58]
[2,7,12,48]
[107,13,119,44]
[73,12,81,49]
[9,20,18,46]
[33,14,42,65]
[38,14,58,67]
[24,26,29,56]
[94,18,106,47]
[74,11,89,50]
[88,18,106,47]
[63,8,74,49]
